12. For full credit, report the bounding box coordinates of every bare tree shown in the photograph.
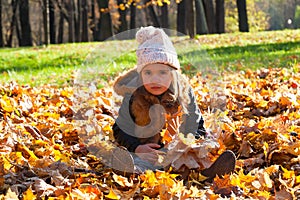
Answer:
[117,0,128,33]
[237,0,249,32]
[145,0,160,27]
[203,0,216,33]
[283,0,297,28]
[49,0,56,44]
[195,0,208,34]
[19,0,33,46]
[185,0,195,38]
[65,0,75,42]
[130,3,136,30]
[177,0,186,35]
[91,0,97,40]
[42,0,50,45]
[161,2,169,29]
[97,0,113,41]
[56,0,67,43]
[81,0,89,42]
[8,0,19,47]
[74,0,81,42]
[216,0,225,33]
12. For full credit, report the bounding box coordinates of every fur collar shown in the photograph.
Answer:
[113,68,140,97]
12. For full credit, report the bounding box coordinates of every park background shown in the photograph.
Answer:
[0,0,299,47]
[0,0,300,199]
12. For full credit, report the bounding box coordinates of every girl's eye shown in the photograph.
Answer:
[144,71,151,76]
[160,70,169,75]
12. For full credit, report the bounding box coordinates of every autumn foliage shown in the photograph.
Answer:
[1,65,300,199]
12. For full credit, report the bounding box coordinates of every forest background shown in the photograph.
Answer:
[0,0,300,47]
[1,0,300,199]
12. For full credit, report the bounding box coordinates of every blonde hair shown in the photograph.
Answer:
[169,70,191,114]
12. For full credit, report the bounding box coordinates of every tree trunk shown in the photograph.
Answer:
[43,0,50,45]
[66,0,75,42]
[81,0,89,42]
[195,0,208,34]
[130,3,136,30]
[91,0,98,40]
[97,0,113,41]
[215,0,224,33]
[203,0,216,33]
[57,0,65,44]
[177,0,186,35]
[8,0,19,47]
[236,0,249,32]
[161,2,169,29]
[283,0,297,29]
[117,0,128,33]
[19,0,33,46]
[74,0,81,42]
[185,0,195,38]
[0,0,3,47]
[145,0,160,27]
[49,0,56,44]
[15,13,21,46]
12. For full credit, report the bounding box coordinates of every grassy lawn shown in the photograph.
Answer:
[0,29,299,86]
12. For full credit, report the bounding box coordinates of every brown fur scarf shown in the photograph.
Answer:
[130,87,180,144]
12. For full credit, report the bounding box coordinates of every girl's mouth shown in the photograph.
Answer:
[150,86,162,90]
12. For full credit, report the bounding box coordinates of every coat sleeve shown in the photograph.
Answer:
[179,86,206,137]
[113,94,142,152]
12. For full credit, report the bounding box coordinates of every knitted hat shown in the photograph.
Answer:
[136,26,180,73]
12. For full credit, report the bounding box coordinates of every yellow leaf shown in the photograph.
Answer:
[296,175,300,184]
[10,152,26,165]
[0,95,14,112]
[141,170,158,188]
[263,142,269,159]
[119,3,125,10]
[281,166,295,179]
[1,155,12,172]
[258,100,268,108]
[23,187,37,200]
[254,190,271,199]
[163,0,170,5]
[24,145,39,160]
[105,188,120,200]
[52,150,70,163]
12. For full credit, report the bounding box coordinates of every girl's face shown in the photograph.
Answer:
[141,63,173,95]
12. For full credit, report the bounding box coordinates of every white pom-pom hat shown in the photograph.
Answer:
[136,26,180,73]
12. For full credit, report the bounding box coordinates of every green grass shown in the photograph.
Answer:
[0,29,299,86]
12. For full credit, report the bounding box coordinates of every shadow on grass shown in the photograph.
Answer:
[180,41,300,75]
[1,41,299,79]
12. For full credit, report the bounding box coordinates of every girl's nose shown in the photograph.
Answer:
[150,75,161,83]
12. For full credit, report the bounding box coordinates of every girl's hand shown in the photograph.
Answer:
[135,143,165,164]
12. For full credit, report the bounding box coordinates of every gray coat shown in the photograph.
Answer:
[113,68,206,152]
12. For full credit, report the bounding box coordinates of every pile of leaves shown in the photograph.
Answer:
[1,65,300,199]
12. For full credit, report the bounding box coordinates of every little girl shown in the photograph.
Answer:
[112,26,235,179]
